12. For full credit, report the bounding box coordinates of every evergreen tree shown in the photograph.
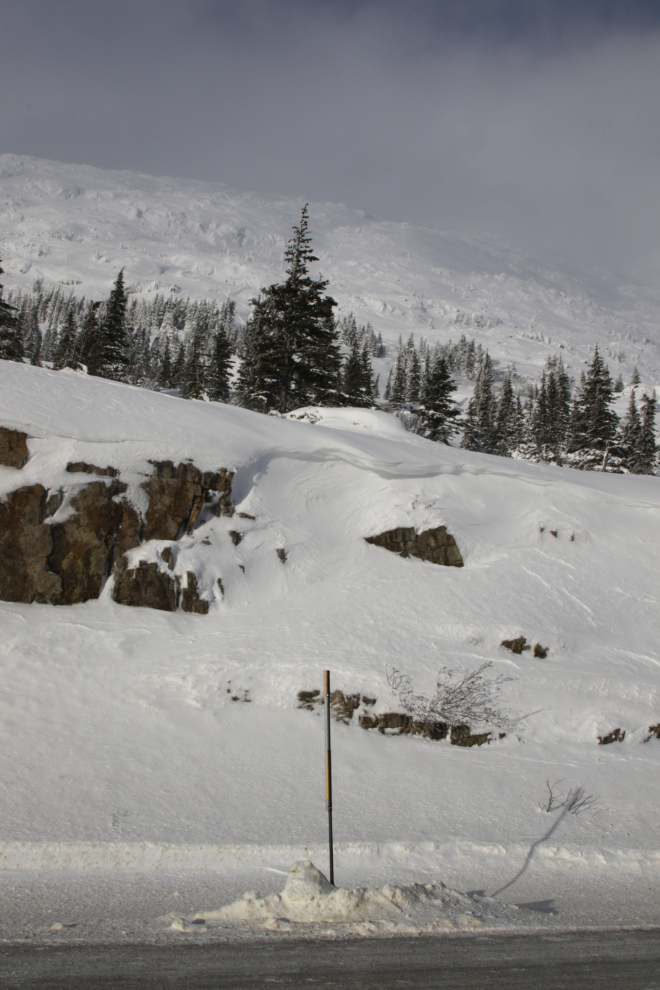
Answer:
[207,327,232,402]
[389,345,407,408]
[495,369,517,455]
[78,302,100,368]
[568,346,618,454]
[158,339,173,389]
[235,318,266,410]
[621,390,642,467]
[342,337,364,399]
[53,311,80,370]
[383,366,392,402]
[90,270,129,380]
[237,205,340,412]
[30,329,42,367]
[181,337,205,399]
[361,341,377,399]
[407,349,421,404]
[172,343,186,391]
[421,356,460,443]
[638,391,658,474]
[630,366,641,386]
[461,353,496,452]
[0,255,23,362]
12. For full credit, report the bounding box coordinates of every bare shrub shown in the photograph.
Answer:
[387,662,513,734]
[539,778,598,816]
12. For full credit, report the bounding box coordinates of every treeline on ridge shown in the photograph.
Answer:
[0,208,657,475]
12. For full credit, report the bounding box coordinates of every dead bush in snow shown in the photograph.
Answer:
[540,778,598,816]
[387,662,513,735]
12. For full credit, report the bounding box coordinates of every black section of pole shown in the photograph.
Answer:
[324,669,334,887]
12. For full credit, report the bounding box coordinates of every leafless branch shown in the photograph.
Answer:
[539,778,566,813]
[539,780,598,816]
[387,662,514,732]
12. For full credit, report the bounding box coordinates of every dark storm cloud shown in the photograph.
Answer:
[2,0,660,277]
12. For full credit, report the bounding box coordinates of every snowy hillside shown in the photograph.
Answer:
[2,154,660,392]
[1,361,659,936]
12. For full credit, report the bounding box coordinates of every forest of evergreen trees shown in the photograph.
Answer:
[0,208,657,475]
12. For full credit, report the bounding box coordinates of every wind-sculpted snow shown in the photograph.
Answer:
[2,154,660,389]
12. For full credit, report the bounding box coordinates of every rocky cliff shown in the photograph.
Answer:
[0,427,233,612]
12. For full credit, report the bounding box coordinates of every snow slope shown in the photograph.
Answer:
[0,361,659,935]
[2,154,660,392]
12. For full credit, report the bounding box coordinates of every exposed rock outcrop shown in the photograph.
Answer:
[66,461,119,478]
[0,427,29,469]
[365,525,463,567]
[49,480,140,605]
[598,727,625,745]
[142,461,232,541]
[0,452,233,613]
[501,636,530,655]
[180,571,209,614]
[113,560,178,612]
[0,485,61,603]
[450,725,492,747]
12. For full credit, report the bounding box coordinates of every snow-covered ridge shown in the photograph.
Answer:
[1,153,660,389]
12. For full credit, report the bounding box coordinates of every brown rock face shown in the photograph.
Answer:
[0,458,232,612]
[142,461,233,541]
[0,485,61,602]
[180,571,209,614]
[450,725,492,747]
[365,525,463,567]
[48,480,140,605]
[0,428,29,469]
[113,561,178,611]
[501,636,530,655]
[66,462,119,478]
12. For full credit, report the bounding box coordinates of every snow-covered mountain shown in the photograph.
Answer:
[1,153,660,390]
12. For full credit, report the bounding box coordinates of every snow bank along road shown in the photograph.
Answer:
[0,362,659,939]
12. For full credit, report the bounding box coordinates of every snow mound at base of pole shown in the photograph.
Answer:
[168,860,541,933]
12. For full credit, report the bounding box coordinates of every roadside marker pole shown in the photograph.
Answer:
[324,669,335,886]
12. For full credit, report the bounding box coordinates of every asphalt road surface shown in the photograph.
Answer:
[2,929,659,989]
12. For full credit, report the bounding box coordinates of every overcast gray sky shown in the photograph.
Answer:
[3,0,660,277]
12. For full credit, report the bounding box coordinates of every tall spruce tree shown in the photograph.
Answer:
[421,356,460,443]
[389,345,407,408]
[90,270,129,380]
[53,311,80,370]
[207,327,232,402]
[181,336,205,400]
[342,337,364,400]
[638,390,658,474]
[621,390,642,471]
[237,206,340,412]
[0,254,23,362]
[407,349,421,404]
[461,353,496,452]
[495,369,518,455]
[568,345,618,454]
[158,339,173,390]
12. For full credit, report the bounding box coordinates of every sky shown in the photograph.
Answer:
[2,0,660,278]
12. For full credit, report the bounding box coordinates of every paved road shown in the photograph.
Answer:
[2,929,660,989]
